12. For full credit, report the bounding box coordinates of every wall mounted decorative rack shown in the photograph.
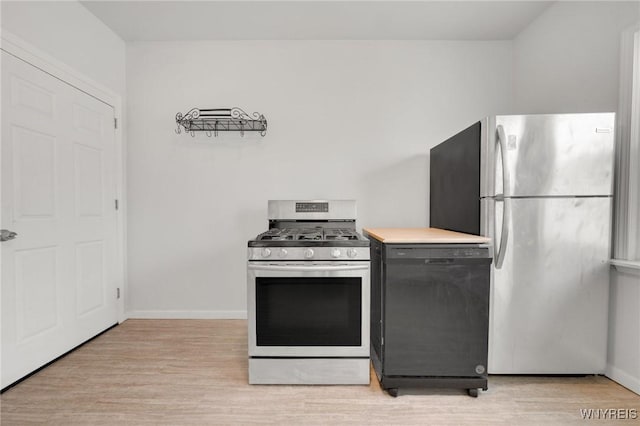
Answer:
[175,107,267,137]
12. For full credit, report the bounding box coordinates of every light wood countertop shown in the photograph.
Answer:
[363,227,491,244]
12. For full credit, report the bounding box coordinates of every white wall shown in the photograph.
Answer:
[608,268,640,394]
[126,40,512,317]
[513,1,640,114]
[1,1,126,96]
[513,1,640,394]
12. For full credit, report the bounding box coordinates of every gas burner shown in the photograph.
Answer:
[324,229,359,241]
[296,229,323,241]
[257,229,294,241]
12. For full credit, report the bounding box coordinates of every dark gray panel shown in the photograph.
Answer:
[383,258,490,377]
[430,121,481,235]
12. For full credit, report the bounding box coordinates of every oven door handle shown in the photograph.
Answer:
[247,263,370,272]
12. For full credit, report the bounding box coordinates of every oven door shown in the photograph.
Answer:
[247,262,370,357]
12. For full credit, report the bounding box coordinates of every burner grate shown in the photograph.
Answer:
[257,229,293,241]
[324,229,359,241]
[295,229,323,241]
[257,227,362,242]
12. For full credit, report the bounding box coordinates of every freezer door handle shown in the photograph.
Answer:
[496,124,510,196]
[494,125,510,269]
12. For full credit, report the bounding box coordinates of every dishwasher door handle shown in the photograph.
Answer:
[423,258,455,264]
[388,257,492,265]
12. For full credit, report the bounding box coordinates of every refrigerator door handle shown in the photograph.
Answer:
[494,125,510,269]
[495,198,510,269]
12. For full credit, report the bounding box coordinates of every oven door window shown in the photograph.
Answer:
[256,277,362,346]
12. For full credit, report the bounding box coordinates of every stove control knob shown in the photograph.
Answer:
[304,248,314,259]
[331,249,341,258]
[278,249,288,258]
[347,249,358,258]
[261,248,272,258]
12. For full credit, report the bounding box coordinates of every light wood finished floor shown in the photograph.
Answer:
[1,320,638,425]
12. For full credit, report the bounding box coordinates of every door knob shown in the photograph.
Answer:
[0,229,18,242]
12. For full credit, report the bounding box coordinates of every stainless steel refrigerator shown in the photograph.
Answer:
[429,113,615,374]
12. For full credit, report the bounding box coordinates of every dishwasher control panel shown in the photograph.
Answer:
[385,245,491,260]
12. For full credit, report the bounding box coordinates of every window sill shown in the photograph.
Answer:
[610,259,640,275]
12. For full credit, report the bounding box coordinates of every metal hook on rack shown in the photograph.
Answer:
[175,112,184,134]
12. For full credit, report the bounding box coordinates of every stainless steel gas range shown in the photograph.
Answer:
[247,200,370,385]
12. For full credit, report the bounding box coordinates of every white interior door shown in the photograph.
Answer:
[1,51,119,388]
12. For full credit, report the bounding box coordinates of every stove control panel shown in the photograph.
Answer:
[248,247,370,261]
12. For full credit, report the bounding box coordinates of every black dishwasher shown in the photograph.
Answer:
[369,237,491,397]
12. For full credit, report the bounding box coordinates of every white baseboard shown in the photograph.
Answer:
[126,310,247,320]
[606,364,640,395]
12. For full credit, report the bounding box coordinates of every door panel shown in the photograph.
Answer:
[255,277,362,346]
[247,264,370,357]
[15,246,59,341]
[496,113,615,197]
[1,52,118,388]
[488,197,611,374]
[74,144,103,217]
[76,241,106,317]
[12,126,57,219]
[384,259,490,377]
[10,74,56,118]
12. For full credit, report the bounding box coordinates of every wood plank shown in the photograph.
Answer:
[363,227,491,244]
[1,320,638,425]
